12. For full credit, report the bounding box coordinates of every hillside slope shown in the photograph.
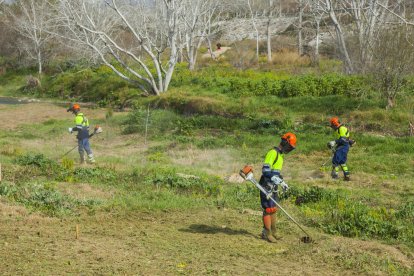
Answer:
[0,102,413,275]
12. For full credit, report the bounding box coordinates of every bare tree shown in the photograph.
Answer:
[309,0,323,65]
[297,0,305,56]
[264,0,281,63]
[369,26,414,109]
[7,0,54,75]
[310,0,410,73]
[56,0,184,96]
[313,0,354,73]
[339,0,398,72]
[247,0,260,62]
[180,0,223,70]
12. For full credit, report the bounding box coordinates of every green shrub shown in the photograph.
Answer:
[291,186,414,244]
[133,167,223,197]
[15,153,62,176]
[172,65,372,98]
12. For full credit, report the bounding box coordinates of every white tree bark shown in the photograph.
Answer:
[309,0,323,65]
[340,0,392,71]
[180,0,223,70]
[265,0,280,63]
[247,0,260,62]
[312,0,354,73]
[55,0,184,95]
[297,0,304,56]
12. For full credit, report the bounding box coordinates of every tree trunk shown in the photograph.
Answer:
[298,0,303,56]
[37,50,42,76]
[314,19,320,66]
[247,0,259,62]
[386,96,395,109]
[328,4,354,73]
[267,17,272,63]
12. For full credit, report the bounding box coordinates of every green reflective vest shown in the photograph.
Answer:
[264,148,284,172]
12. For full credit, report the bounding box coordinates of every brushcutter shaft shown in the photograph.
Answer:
[60,144,78,159]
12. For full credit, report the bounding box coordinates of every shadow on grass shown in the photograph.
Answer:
[179,224,257,239]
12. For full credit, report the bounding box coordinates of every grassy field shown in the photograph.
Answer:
[0,71,414,274]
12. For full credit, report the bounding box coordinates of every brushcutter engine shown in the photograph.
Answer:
[94,125,103,134]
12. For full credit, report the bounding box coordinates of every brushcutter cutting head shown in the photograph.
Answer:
[300,236,312,243]
[239,165,253,180]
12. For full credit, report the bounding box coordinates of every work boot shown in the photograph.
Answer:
[261,228,277,243]
[79,153,86,165]
[270,213,280,240]
[344,175,351,181]
[87,154,96,164]
[262,215,277,243]
[331,166,339,179]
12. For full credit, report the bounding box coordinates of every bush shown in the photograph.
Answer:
[131,167,223,197]
[291,186,414,243]
[0,181,100,216]
[171,65,371,98]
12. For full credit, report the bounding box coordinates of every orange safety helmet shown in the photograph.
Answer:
[329,117,340,128]
[67,103,80,112]
[72,103,80,111]
[280,132,297,153]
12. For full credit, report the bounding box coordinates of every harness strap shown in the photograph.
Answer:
[272,147,280,166]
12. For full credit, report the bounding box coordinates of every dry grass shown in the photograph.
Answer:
[271,48,311,66]
[56,183,114,201]
[169,146,240,177]
[0,103,104,131]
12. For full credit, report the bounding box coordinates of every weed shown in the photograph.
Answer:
[0,180,101,216]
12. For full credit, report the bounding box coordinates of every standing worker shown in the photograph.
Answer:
[327,117,353,181]
[259,132,297,243]
[67,103,95,164]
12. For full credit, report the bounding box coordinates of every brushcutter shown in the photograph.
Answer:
[60,125,103,159]
[320,144,336,171]
[239,165,312,243]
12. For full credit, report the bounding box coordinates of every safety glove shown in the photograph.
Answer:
[271,175,283,185]
[270,175,289,193]
[280,181,289,192]
[327,141,336,150]
[68,127,73,134]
